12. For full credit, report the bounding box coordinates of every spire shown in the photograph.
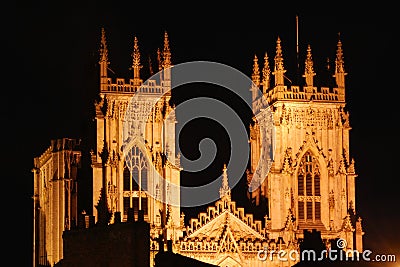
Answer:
[303,44,316,87]
[99,27,109,65]
[157,48,162,71]
[262,52,271,94]
[99,28,110,91]
[132,36,142,85]
[251,55,260,87]
[274,37,285,71]
[162,31,171,69]
[335,35,345,73]
[132,36,141,68]
[219,164,231,202]
[273,37,286,86]
[334,34,347,88]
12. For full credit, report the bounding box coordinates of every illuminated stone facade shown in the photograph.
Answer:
[176,37,364,266]
[246,38,364,261]
[33,29,364,267]
[33,138,81,266]
[178,165,274,266]
[91,29,182,267]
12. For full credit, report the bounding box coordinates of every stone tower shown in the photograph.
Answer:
[91,29,182,262]
[32,138,82,266]
[247,37,364,253]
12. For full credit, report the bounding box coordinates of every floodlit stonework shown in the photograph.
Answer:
[33,138,82,266]
[178,165,272,266]
[33,29,364,267]
[92,30,182,267]
[244,37,364,265]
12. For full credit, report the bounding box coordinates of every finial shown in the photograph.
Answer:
[99,27,109,64]
[157,48,162,71]
[252,55,260,86]
[132,36,141,68]
[274,36,284,71]
[222,163,227,179]
[334,36,347,88]
[303,44,315,87]
[219,164,231,202]
[348,158,356,174]
[262,52,271,93]
[273,36,286,86]
[305,45,314,74]
[162,31,171,69]
[132,36,142,82]
[335,38,345,74]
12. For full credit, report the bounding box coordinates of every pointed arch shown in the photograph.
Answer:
[295,150,322,222]
[292,132,328,170]
[122,139,151,218]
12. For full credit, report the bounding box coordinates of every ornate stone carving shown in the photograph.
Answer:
[282,147,293,174]
[277,106,343,129]
[347,158,356,174]
[329,190,335,209]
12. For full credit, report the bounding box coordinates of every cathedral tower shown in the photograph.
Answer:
[247,36,364,252]
[91,29,182,262]
[32,138,81,266]
[32,27,366,267]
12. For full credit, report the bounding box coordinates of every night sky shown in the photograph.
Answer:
[6,3,399,266]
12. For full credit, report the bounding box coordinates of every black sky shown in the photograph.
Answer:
[5,2,399,266]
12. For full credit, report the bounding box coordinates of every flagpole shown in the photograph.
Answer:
[296,15,300,84]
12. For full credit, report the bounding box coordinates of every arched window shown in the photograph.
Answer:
[297,151,321,222]
[132,167,139,191]
[123,146,149,216]
[123,167,130,191]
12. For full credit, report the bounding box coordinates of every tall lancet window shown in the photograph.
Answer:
[123,146,149,217]
[297,151,321,222]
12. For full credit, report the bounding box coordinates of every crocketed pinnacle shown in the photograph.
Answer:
[99,27,109,65]
[274,37,285,72]
[262,52,271,92]
[335,37,345,74]
[252,55,260,86]
[219,164,231,202]
[132,36,141,68]
[162,31,171,68]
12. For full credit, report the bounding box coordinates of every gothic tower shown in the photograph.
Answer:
[91,29,182,261]
[247,37,364,252]
[32,138,81,266]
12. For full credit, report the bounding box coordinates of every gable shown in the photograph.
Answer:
[187,210,264,241]
[215,255,242,267]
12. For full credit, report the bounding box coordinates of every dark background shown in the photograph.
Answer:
[4,2,399,266]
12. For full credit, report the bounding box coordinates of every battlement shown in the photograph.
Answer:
[101,77,167,95]
[99,28,171,98]
[251,36,347,109]
[265,85,345,104]
[33,138,81,168]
